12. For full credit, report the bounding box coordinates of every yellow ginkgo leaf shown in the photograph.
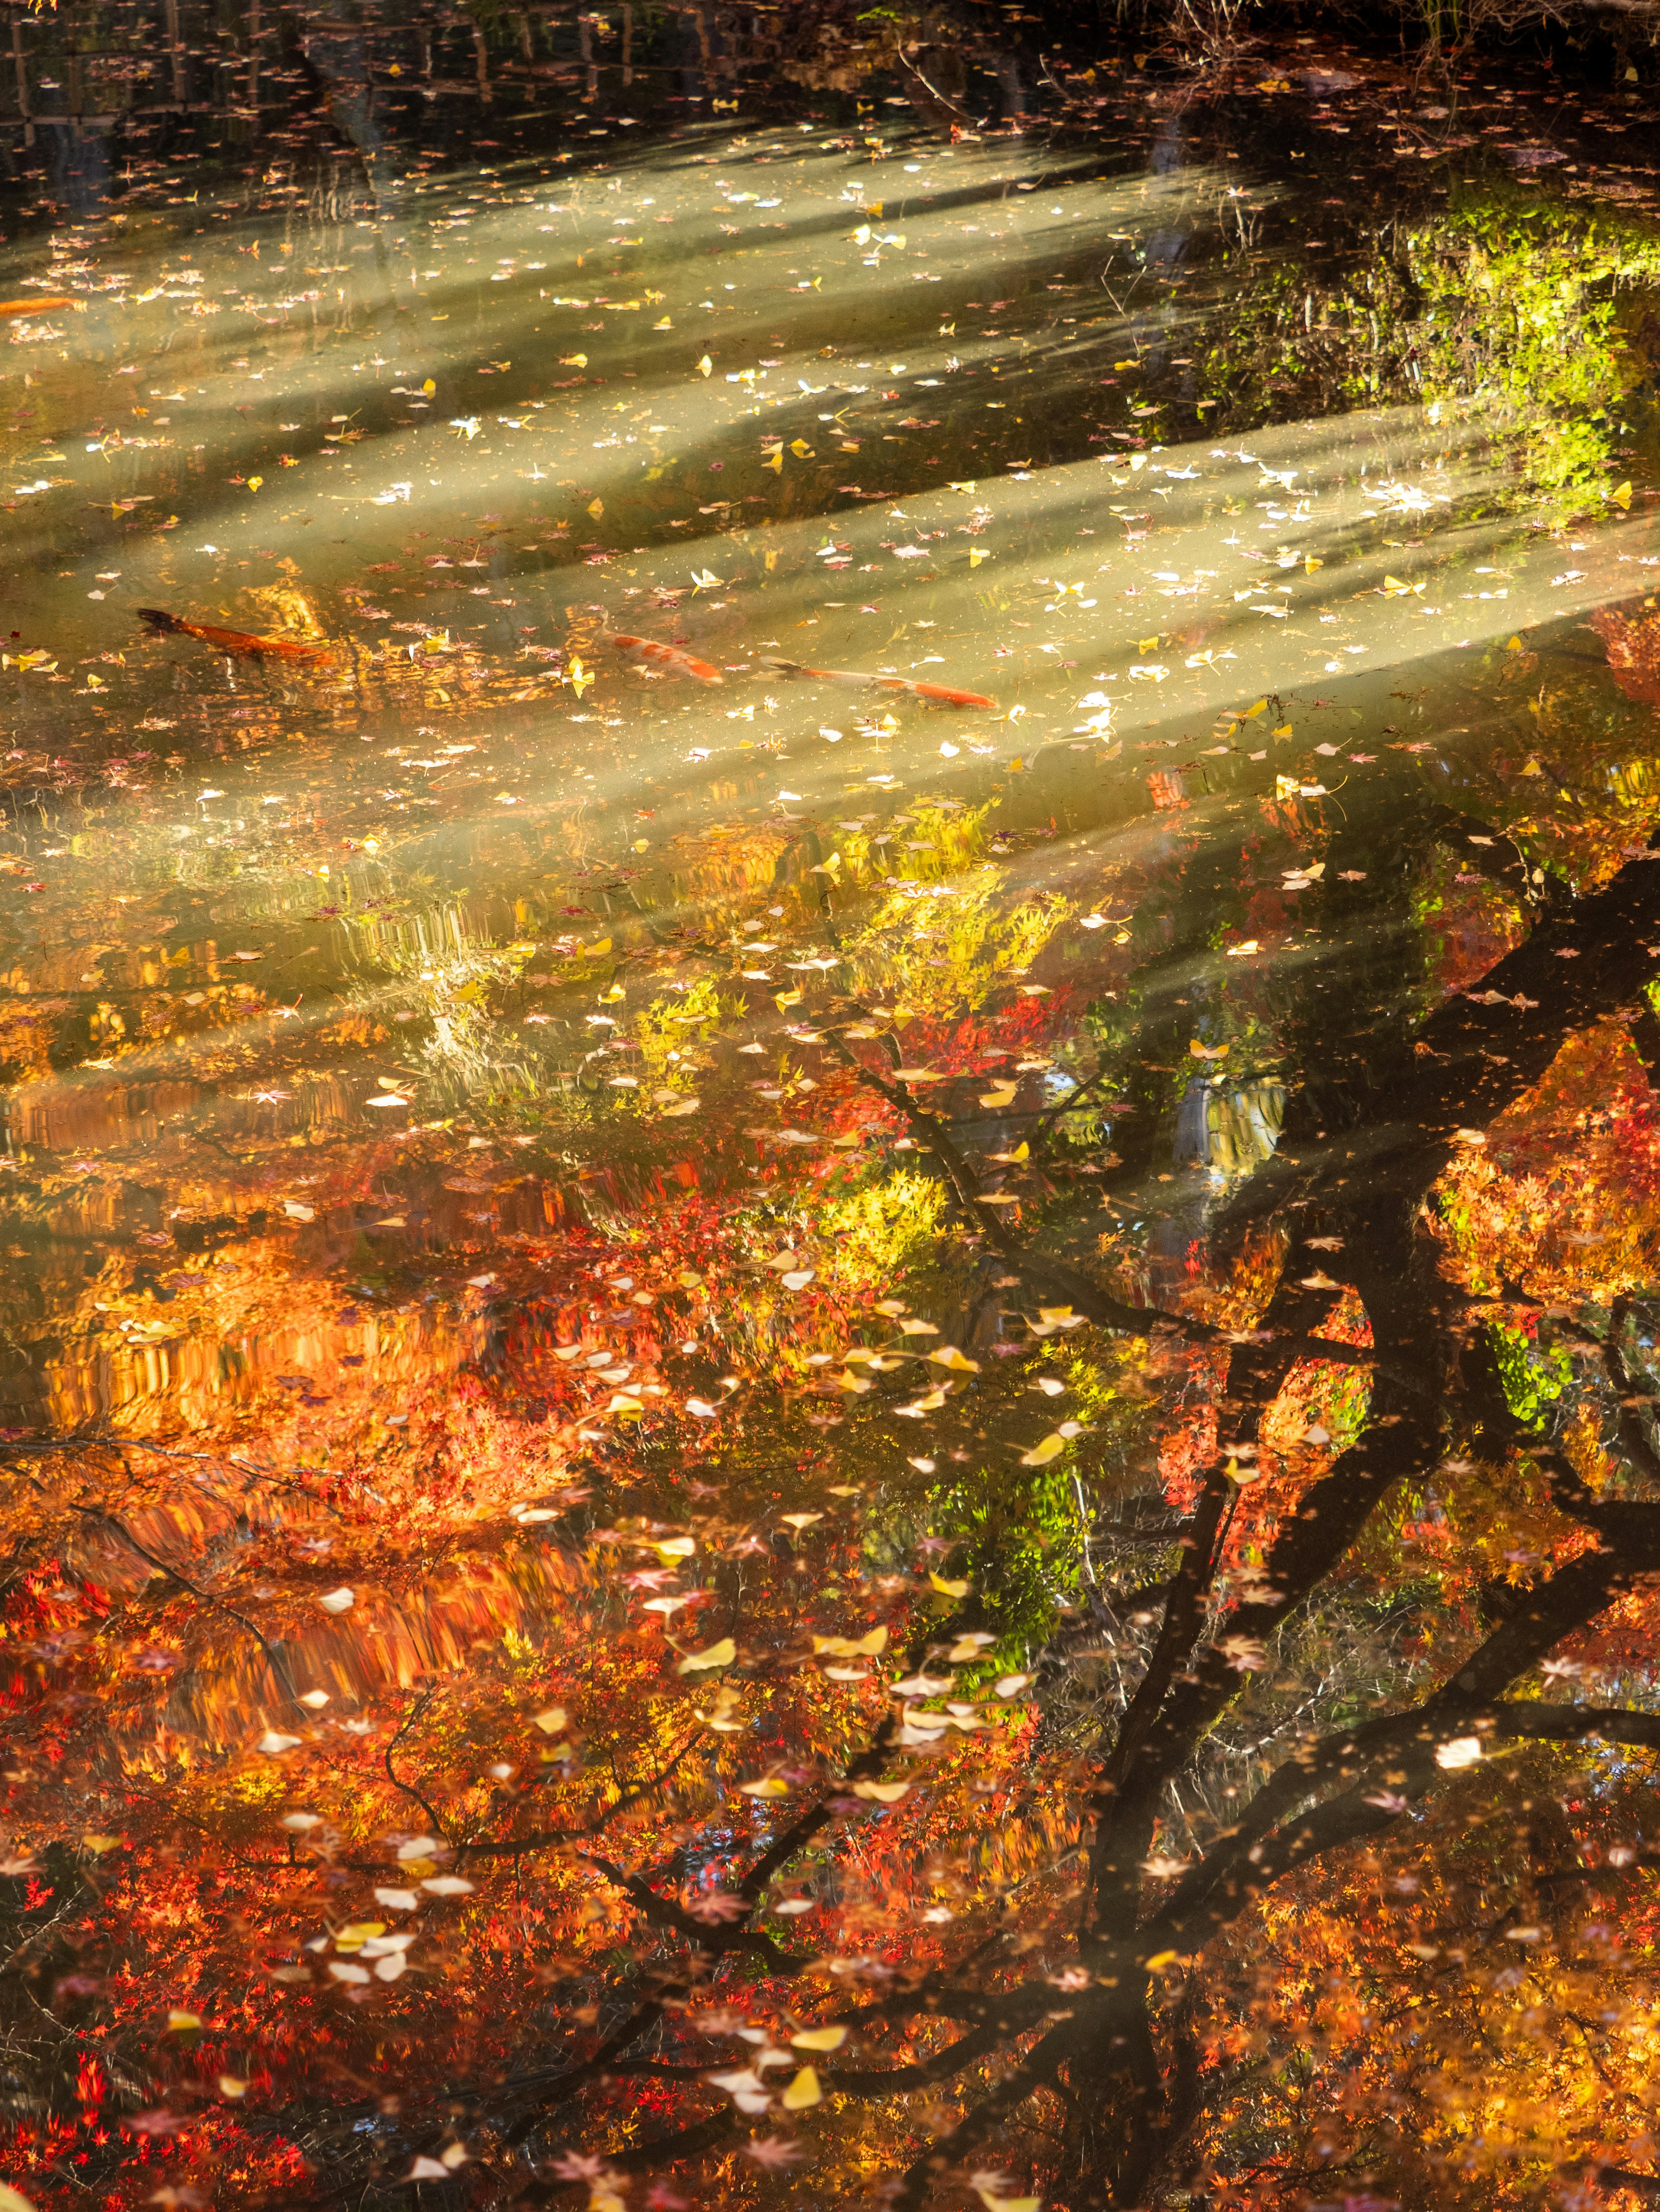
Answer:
[697,354,712,377]
[738,1777,790,1798]
[781,2065,822,2109]
[926,1346,980,1373]
[791,2024,847,2051]
[532,1707,567,1734]
[979,1081,1017,1108]
[677,1637,737,1673]
[929,1571,971,1597]
[851,1780,910,1803]
[587,498,604,520]
[764,450,782,472]
[0,2187,39,2212]
[1020,1434,1066,1467]
[814,1626,888,1657]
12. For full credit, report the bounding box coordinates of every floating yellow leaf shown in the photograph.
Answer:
[1020,1434,1066,1467]
[738,1777,790,1798]
[851,1780,910,1802]
[764,450,782,472]
[814,1626,888,1657]
[532,1707,567,1734]
[789,439,814,459]
[0,2188,38,2212]
[1612,479,1633,508]
[678,1636,737,1673]
[559,353,588,366]
[697,354,712,377]
[791,2024,847,2051]
[587,498,604,520]
[421,378,435,395]
[781,2065,822,2110]
[980,1081,1017,1108]
[929,1571,971,1597]
[168,2009,202,2032]
[926,1345,980,1373]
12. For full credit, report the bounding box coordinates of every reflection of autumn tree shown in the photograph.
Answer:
[16,778,1660,2212]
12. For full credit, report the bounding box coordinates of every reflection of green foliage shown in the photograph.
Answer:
[1204,193,1660,512]
[1409,197,1660,502]
[1487,1316,1571,1427]
[932,1456,1089,1668]
[1408,843,1526,1017]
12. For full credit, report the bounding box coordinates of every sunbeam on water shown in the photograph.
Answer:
[10,4,1660,2206]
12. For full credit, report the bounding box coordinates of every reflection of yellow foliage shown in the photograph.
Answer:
[633,978,739,1084]
[834,800,990,883]
[820,1169,945,1290]
[0,997,67,1081]
[843,870,1071,1020]
[243,582,329,641]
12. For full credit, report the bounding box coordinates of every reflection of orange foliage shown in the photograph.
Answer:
[1592,602,1660,710]
[1436,1025,1660,1301]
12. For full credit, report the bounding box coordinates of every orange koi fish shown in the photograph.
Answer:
[0,296,81,317]
[760,655,995,709]
[137,609,333,664]
[603,631,723,683]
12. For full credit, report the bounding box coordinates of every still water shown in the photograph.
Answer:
[6,7,1660,2206]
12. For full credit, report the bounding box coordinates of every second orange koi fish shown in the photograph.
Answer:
[760,655,995,709]
[603,631,723,683]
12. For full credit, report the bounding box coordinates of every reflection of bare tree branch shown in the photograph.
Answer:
[457,1728,707,1859]
[383,1689,447,1841]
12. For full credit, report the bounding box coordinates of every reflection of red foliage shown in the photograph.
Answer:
[1592,605,1660,710]
[1148,770,1187,810]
